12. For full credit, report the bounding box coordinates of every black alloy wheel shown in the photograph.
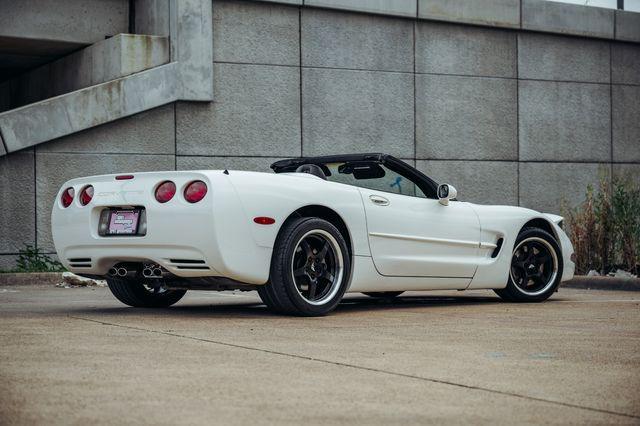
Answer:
[258,217,351,316]
[495,227,563,303]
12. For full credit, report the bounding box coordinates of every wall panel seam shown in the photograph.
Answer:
[516,30,520,206]
[33,146,38,252]
[609,41,614,167]
[299,6,304,156]
[412,19,417,163]
[35,152,177,157]
[519,78,614,86]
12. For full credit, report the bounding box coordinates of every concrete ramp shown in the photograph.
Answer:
[0,0,213,157]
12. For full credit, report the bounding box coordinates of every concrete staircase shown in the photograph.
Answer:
[0,0,213,157]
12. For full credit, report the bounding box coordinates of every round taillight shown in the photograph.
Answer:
[61,187,74,208]
[155,181,176,203]
[184,180,207,203]
[80,185,94,206]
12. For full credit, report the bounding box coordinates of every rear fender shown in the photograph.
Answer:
[226,172,370,257]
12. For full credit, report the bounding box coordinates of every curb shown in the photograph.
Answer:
[563,276,640,292]
[0,272,63,287]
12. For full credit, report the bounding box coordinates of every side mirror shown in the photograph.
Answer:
[437,183,457,206]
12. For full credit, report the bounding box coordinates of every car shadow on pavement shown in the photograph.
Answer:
[64,293,515,319]
[336,294,503,313]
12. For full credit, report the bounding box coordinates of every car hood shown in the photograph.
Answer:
[465,201,564,229]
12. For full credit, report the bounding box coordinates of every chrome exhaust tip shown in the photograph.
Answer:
[117,267,127,277]
[140,262,168,279]
[108,267,118,277]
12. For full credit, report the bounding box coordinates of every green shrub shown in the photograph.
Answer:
[564,175,640,275]
[2,245,65,273]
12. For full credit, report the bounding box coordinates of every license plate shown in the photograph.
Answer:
[107,210,141,235]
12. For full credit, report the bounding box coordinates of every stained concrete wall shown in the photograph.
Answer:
[1,0,639,268]
[0,34,170,112]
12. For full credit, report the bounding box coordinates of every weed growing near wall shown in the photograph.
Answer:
[565,176,640,276]
[1,245,65,273]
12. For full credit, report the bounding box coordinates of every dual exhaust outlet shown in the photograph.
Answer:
[108,263,167,279]
[108,266,130,277]
[142,265,164,278]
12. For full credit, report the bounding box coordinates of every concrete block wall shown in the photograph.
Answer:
[0,0,129,45]
[0,105,175,268]
[1,0,639,268]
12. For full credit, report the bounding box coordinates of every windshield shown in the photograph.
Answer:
[324,162,426,198]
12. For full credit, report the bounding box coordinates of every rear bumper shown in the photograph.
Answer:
[51,171,272,284]
[54,202,223,278]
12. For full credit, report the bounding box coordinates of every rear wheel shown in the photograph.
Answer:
[258,217,351,316]
[106,277,186,308]
[363,291,404,298]
[494,227,563,303]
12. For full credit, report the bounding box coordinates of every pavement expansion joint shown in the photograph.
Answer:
[69,315,640,421]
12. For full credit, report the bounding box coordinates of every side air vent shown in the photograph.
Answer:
[491,238,504,258]
[168,259,210,270]
[176,266,210,270]
[68,258,92,268]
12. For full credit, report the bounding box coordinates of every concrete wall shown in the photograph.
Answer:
[1,0,639,268]
[0,0,129,81]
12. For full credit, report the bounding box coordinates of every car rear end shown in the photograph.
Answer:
[52,170,231,280]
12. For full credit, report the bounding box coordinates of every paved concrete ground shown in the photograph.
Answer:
[0,285,639,425]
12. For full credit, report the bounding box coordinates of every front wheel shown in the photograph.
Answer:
[494,227,563,303]
[107,277,186,307]
[258,217,351,316]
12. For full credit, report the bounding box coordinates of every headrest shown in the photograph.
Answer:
[295,164,327,180]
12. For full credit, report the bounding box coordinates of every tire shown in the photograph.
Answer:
[363,291,404,298]
[106,277,186,308]
[257,285,277,309]
[258,217,351,316]
[494,227,563,303]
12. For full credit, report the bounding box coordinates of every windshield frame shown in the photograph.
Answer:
[271,153,439,199]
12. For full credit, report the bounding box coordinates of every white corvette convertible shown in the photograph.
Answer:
[52,153,575,316]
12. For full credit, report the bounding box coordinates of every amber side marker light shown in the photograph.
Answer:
[115,175,134,180]
[254,217,275,225]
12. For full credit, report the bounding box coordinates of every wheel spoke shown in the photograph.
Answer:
[299,240,313,258]
[511,260,526,272]
[293,266,307,278]
[536,253,550,264]
[307,280,317,300]
[317,241,330,260]
[514,249,525,262]
[530,273,544,286]
[525,249,536,264]
[321,271,334,283]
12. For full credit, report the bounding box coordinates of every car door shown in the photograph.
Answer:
[359,188,481,278]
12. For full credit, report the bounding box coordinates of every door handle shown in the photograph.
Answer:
[369,195,389,206]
